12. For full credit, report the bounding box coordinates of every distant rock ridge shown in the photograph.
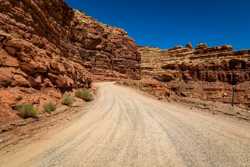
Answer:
[139,44,250,108]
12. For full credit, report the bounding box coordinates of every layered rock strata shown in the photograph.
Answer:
[140,44,250,108]
[0,0,141,123]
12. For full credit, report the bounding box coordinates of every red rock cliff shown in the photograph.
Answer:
[140,44,250,108]
[0,0,141,122]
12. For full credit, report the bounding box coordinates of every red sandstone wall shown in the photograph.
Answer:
[140,44,250,108]
[0,0,141,122]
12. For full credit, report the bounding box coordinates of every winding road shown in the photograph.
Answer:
[0,82,250,167]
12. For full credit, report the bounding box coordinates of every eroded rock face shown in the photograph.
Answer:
[140,45,250,108]
[0,0,140,122]
[71,11,141,80]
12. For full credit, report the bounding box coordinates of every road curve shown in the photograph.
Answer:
[0,82,250,167]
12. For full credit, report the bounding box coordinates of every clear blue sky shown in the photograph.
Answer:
[65,0,250,50]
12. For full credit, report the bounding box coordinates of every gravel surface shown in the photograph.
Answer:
[0,82,250,167]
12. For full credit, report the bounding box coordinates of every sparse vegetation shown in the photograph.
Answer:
[43,102,56,113]
[75,88,94,102]
[62,94,74,106]
[15,103,38,119]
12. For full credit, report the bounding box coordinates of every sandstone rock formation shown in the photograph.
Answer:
[139,44,250,108]
[0,0,140,123]
[1,0,248,124]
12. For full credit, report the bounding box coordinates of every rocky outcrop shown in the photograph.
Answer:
[140,47,162,77]
[0,0,140,123]
[71,10,141,80]
[140,44,250,108]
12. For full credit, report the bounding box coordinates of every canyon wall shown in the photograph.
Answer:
[0,0,140,123]
[140,44,250,108]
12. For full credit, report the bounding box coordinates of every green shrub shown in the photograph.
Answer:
[15,104,38,119]
[75,89,93,102]
[62,94,74,106]
[43,102,56,113]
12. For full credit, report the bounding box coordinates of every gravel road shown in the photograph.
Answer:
[0,82,250,167]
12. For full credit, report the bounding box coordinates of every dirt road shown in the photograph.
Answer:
[0,82,250,167]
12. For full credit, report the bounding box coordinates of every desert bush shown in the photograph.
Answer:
[75,88,93,102]
[62,94,74,106]
[15,103,38,119]
[43,102,56,113]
